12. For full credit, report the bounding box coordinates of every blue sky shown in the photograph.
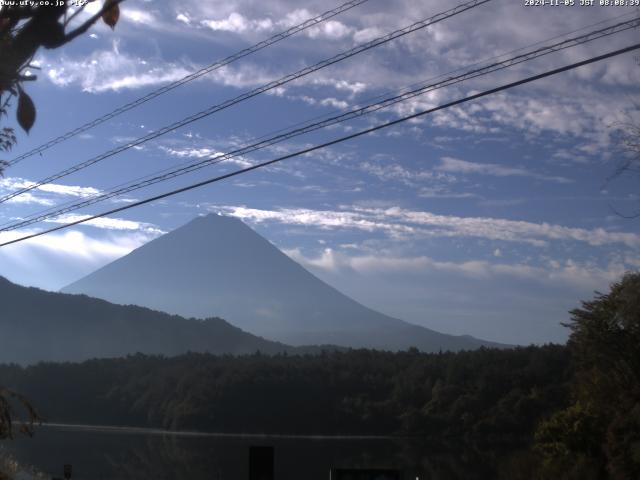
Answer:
[0,0,639,344]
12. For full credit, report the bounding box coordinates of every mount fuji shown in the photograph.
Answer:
[63,214,505,351]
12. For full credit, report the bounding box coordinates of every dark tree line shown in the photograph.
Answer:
[0,345,572,439]
[3,273,640,478]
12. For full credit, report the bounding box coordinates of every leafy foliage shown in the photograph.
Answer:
[15,86,35,134]
[0,4,124,466]
[102,0,121,30]
[0,386,42,479]
[0,388,40,440]
[0,97,16,174]
[0,0,123,174]
[535,273,640,478]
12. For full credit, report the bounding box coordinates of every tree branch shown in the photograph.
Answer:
[60,0,125,46]
[63,4,87,28]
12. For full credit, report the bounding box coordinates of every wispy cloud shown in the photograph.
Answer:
[0,227,162,290]
[0,229,154,262]
[284,247,628,291]
[42,214,166,235]
[213,204,640,248]
[437,157,572,183]
[121,9,158,27]
[0,177,101,207]
[160,146,253,168]
[360,161,456,186]
[0,177,101,198]
[45,42,192,93]
[418,187,477,199]
[4,193,55,207]
[201,12,273,33]
[199,8,352,40]
[306,20,353,40]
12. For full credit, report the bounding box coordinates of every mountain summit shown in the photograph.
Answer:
[63,214,503,351]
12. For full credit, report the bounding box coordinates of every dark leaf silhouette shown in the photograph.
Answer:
[16,89,36,133]
[102,0,120,29]
[0,387,41,439]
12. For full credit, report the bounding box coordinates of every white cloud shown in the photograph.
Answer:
[311,78,368,96]
[122,9,157,26]
[284,248,628,291]
[437,157,572,183]
[0,229,154,262]
[4,192,54,206]
[418,187,477,199]
[201,12,273,33]
[353,27,384,43]
[215,205,416,237]
[0,227,164,290]
[379,206,640,248]
[42,215,165,235]
[320,97,349,109]
[0,177,101,202]
[160,146,253,168]
[45,43,192,93]
[37,183,100,197]
[306,20,353,40]
[198,8,353,39]
[214,204,640,248]
[205,64,275,89]
[43,41,373,98]
[360,161,456,186]
[278,8,312,28]
[176,13,190,24]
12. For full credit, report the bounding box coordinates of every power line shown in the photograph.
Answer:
[6,0,371,167]
[2,16,638,232]
[233,9,640,146]
[0,0,492,205]
[2,42,637,248]
[0,15,634,233]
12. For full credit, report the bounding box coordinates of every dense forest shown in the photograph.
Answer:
[0,345,570,438]
[0,273,638,478]
[0,276,323,363]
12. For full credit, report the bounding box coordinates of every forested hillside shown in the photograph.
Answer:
[0,346,571,437]
[0,276,291,363]
[2,275,637,478]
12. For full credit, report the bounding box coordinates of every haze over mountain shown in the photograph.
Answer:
[63,215,504,351]
[0,276,292,364]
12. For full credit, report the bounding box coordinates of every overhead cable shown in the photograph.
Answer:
[2,42,637,248]
[2,16,637,232]
[0,0,492,204]
[6,0,371,167]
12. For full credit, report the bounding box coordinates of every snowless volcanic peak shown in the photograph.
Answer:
[63,214,506,352]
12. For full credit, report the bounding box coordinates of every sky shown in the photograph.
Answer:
[0,0,639,345]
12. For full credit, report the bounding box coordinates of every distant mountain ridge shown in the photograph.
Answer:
[0,276,296,364]
[63,214,506,352]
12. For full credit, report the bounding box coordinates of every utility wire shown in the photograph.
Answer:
[2,42,638,248]
[2,16,638,232]
[0,0,492,205]
[6,0,370,167]
[246,9,639,146]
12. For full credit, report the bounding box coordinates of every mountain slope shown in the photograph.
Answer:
[63,214,505,351]
[0,276,292,364]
